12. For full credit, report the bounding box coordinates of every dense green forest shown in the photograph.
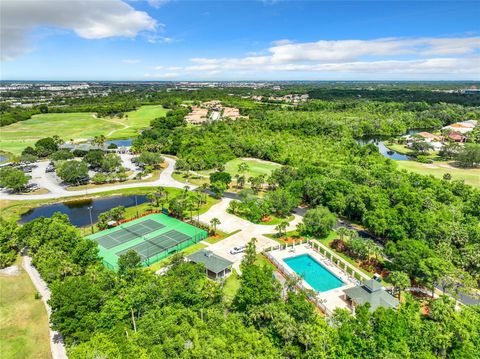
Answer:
[2,214,479,358]
[134,102,480,288]
[2,82,480,126]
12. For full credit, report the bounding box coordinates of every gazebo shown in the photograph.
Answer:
[187,249,233,280]
[344,279,399,313]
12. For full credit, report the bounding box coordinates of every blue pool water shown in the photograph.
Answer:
[284,254,344,292]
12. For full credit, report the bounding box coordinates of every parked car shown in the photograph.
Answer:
[45,164,55,173]
[23,183,39,192]
[76,176,90,185]
[230,245,246,255]
[21,166,32,173]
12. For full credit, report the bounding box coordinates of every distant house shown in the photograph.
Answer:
[416,132,442,142]
[343,279,399,313]
[442,120,477,134]
[447,132,467,143]
[187,249,233,279]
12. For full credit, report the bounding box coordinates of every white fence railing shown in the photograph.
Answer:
[264,250,334,317]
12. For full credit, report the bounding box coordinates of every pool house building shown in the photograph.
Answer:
[187,249,233,280]
[344,279,399,313]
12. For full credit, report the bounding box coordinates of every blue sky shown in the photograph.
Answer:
[1,0,479,80]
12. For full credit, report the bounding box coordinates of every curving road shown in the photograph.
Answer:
[0,156,189,201]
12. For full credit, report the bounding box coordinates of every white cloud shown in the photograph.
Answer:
[147,35,175,44]
[174,36,480,78]
[1,0,157,60]
[147,0,170,8]
[122,59,141,64]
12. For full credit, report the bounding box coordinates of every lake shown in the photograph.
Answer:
[19,195,149,227]
[106,139,133,147]
[356,129,431,161]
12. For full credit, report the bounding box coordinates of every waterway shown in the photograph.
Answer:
[356,129,430,161]
[19,195,148,227]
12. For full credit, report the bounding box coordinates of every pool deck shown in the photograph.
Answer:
[266,244,357,314]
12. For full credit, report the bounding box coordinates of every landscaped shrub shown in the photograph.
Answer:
[416,155,433,164]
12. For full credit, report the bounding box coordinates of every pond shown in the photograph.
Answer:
[106,138,133,147]
[0,155,6,163]
[356,129,431,161]
[19,195,149,227]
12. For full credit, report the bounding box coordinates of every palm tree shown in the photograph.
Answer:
[337,227,349,241]
[275,220,289,239]
[155,186,167,207]
[201,183,209,203]
[237,175,246,188]
[238,162,249,174]
[364,239,380,259]
[229,200,240,215]
[389,271,410,300]
[210,218,221,235]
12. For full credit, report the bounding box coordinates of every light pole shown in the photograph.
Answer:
[88,206,94,234]
[135,195,139,217]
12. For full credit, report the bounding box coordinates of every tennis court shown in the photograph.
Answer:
[86,214,208,270]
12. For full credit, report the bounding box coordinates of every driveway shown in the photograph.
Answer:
[198,197,302,266]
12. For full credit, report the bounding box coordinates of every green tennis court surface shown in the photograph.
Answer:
[86,214,208,270]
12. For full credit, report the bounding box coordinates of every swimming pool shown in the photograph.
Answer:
[284,254,344,292]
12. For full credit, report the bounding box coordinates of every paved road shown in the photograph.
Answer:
[0,156,189,201]
[198,197,302,270]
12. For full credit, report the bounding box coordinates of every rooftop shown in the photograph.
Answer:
[344,279,399,312]
[187,249,233,274]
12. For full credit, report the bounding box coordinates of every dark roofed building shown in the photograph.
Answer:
[59,142,109,152]
[187,249,233,279]
[344,279,399,313]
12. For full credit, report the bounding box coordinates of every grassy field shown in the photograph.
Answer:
[173,157,282,188]
[198,157,282,178]
[108,105,168,139]
[396,160,480,188]
[0,257,51,359]
[0,105,166,155]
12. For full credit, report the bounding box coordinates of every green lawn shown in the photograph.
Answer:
[396,160,480,188]
[197,157,282,178]
[0,257,52,359]
[222,270,241,300]
[0,105,167,155]
[108,105,168,139]
[205,229,242,244]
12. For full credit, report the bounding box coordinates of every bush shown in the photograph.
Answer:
[51,150,74,161]
[416,155,433,164]
[137,151,164,167]
[34,137,58,157]
[209,171,232,186]
[72,149,88,157]
[20,153,38,163]
[302,206,336,238]
[92,173,107,184]
[330,239,347,252]
[0,166,29,192]
[57,160,88,184]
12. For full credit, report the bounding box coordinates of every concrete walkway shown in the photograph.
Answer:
[22,255,67,359]
[198,197,302,265]
[0,156,189,201]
